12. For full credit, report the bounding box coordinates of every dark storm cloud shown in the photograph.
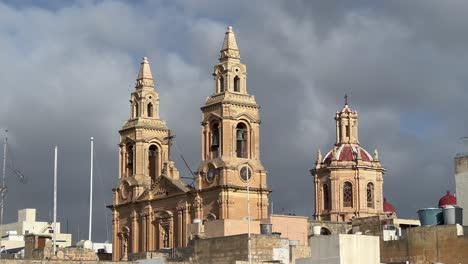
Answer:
[0,0,466,242]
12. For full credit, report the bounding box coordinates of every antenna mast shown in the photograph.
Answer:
[88,137,94,241]
[0,130,7,252]
[53,146,57,255]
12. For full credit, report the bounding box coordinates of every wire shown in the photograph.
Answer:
[173,139,196,187]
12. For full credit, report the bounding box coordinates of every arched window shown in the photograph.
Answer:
[126,144,134,177]
[147,103,153,117]
[211,123,220,158]
[367,183,374,208]
[236,123,248,158]
[149,145,159,184]
[343,182,353,207]
[218,76,225,92]
[234,76,240,92]
[323,184,330,210]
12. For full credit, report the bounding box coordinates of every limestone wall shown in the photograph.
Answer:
[381,224,468,264]
[192,234,288,264]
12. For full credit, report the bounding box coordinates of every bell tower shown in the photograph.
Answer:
[117,57,178,198]
[195,26,269,221]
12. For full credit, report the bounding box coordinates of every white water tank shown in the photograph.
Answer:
[312,226,321,236]
[76,240,93,249]
[193,218,202,224]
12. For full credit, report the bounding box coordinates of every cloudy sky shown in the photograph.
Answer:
[0,0,467,243]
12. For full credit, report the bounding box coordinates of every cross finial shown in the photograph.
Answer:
[344,94,348,106]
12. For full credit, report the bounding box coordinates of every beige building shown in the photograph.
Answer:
[311,100,386,222]
[111,26,273,261]
[0,208,72,252]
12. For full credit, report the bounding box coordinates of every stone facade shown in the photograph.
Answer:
[311,101,386,222]
[110,26,270,261]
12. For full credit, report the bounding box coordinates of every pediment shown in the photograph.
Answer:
[202,112,222,123]
[137,175,190,201]
[232,112,258,123]
[121,136,136,144]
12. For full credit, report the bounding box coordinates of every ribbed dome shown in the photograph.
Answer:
[323,144,373,164]
[383,198,396,213]
[438,191,456,207]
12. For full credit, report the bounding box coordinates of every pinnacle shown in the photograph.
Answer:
[220,26,240,61]
[136,56,155,89]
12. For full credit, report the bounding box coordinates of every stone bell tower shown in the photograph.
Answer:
[311,97,385,222]
[117,57,179,191]
[195,26,269,221]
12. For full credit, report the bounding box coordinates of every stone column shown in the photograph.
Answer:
[131,211,139,253]
[148,212,153,251]
[177,209,183,247]
[112,210,120,261]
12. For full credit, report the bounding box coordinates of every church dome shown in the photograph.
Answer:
[383,198,396,213]
[438,191,456,207]
[323,144,373,164]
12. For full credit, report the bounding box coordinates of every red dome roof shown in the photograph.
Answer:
[438,191,456,207]
[323,144,373,163]
[383,198,396,213]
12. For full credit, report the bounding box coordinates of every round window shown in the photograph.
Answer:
[240,166,252,181]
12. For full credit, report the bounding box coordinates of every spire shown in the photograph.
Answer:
[219,26,240,61]
[135,56,155,89]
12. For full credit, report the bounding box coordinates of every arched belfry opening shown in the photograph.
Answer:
[147,102,153,117]
[218,76,224,93]
[236,123,248,158]
[149,145,159,184]
[126,144,134,177]
[211,122,220,158]
[234,76,240,92]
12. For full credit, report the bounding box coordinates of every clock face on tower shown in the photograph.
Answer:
[206,166,216,182]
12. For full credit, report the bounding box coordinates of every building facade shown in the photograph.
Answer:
[311,101,386,222]
[111,26,269,261]
[0,208,72,253]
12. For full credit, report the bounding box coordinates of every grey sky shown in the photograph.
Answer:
[0,0,466,242]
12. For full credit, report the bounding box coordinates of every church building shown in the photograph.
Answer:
[110,26,270,261]
[311,99,386,222]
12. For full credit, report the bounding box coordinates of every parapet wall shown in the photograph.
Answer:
[381,224,468,264]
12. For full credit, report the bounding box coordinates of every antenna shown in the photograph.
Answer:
[53,146,58,255]
[88,137,94,242]
[0,129,7,254]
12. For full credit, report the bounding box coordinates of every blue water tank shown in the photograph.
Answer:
[417,208,444,226]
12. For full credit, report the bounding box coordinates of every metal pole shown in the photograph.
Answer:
[53,146,57,255]
[88,137,94,241]
[0,129,8,256]
[247,166,251,264]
